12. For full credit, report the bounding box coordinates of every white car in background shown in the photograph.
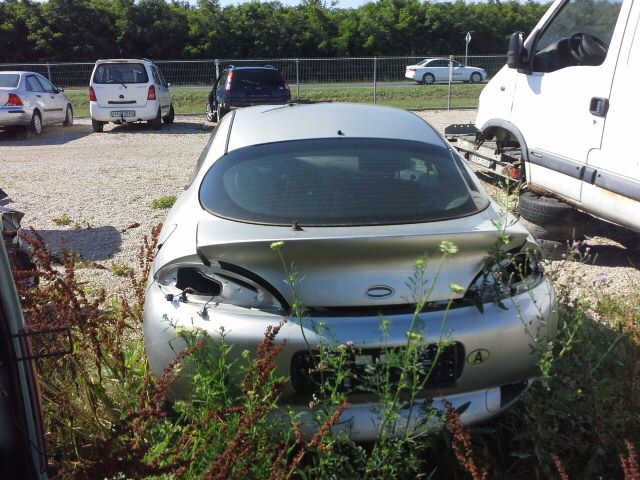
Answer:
[405,58,487,85]
[89,58,174,132]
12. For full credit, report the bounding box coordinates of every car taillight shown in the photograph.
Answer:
[408,67,417,72]
[6,93,23,106]
[147,85,156,100]
[89,86,97,102]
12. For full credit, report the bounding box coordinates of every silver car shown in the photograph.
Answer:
[0,71,73,135]
[405,58,487,84]
[143,103,557,440]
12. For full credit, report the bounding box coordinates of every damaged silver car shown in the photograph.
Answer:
[143,103,557,441]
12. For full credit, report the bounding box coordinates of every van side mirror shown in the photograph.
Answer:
[507,32,526,69]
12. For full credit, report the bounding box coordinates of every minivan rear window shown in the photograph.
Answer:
[93,63,149,84]
[0,74,20,88]
[232,70,285,88]
[199,138,488,226]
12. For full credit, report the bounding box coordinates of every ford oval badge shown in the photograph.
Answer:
[365,285,394,298]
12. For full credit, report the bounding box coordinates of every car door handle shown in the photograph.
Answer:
[590,97,609,117]
[36,94,42,98]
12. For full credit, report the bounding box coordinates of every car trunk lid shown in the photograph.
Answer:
[195,216,527,308]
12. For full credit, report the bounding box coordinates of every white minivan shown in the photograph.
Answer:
[89,59,174,132]
[452,0,639,238]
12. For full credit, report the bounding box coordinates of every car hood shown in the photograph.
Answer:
[194,209,529,308]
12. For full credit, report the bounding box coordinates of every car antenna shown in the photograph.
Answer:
[337,129,345,136]
[291,220,303,231]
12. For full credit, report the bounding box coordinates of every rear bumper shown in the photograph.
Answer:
[0,108,30,127]
[405,71,419,81]
[90,101,158,122]
[226,98,291,109]
[144,275,557,440]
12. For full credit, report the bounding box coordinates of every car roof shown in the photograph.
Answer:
[0,71,38,75]
[95,59,152,64]
[225,103,445,153]
[225,66,278,71]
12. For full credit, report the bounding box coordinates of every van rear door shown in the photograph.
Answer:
[91,62,151,109]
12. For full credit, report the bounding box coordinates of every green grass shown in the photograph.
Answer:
[151,195,177,209]
[66,84,482,118]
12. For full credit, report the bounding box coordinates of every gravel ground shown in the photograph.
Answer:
[1,110,639,301]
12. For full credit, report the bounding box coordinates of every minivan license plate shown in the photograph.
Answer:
[111,110,135,118]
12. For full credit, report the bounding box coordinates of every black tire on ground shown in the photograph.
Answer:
[29,111,42,135]
[63,105,74,127]
[519,217,585,243]
[91,118,104,133]
[163,104,175,124]
[470,72,483,83]
[205,101,216,122]
[518,192,586,241]
[422,73,435,85]
[518,191,575,224]
[149,108,162,130]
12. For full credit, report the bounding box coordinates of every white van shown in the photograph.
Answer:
[448,0,639,238]
[89,59,174,132]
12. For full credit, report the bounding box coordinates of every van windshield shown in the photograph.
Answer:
[93,63,149,84]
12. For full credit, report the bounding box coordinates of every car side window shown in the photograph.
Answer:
[533,0,623,72]
[25,76,44,92]
[36,76,56,93]
[151,67,162,86]
[217,71,228,92]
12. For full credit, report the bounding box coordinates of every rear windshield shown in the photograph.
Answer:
[199,138,488,226]
[93,63,149,84]
[0,74,20,88]
[232,70,285,89]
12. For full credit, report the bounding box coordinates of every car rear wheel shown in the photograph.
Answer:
[163,104,175,124]
[470,72,483,84]
[205,102,216,122]
[149,108,162,130]
[62,105,73,127]
[91,119,104,133]
[28,112,42,136]
[422,73,435,85]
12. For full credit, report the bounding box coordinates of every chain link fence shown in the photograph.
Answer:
[0,55,507,110]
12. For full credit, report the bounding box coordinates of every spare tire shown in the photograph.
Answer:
[518,192,586,241]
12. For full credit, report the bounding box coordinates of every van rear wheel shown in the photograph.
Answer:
[163,104,175,124]
[149,109,162,130]
[91,119,104,133]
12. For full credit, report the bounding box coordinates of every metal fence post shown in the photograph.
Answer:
[373,57,377,104]
[447,54,453,110]
[296,58,300,100]
[215,59,220,80]
[46,63,52,82]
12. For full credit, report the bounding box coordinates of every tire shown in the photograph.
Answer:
[422,73,435,85]
[519,217,585,243]
[518,192,586,241]
[29,111,42,136]
[162,104,175,124]
[91,118,104,133]
[205,101,216,122]
[470,72,483,84]
[63,105,73,127]
[148,108,162,130]
[216,104,228,122]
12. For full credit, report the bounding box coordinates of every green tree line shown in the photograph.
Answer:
[0,0,549,62]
